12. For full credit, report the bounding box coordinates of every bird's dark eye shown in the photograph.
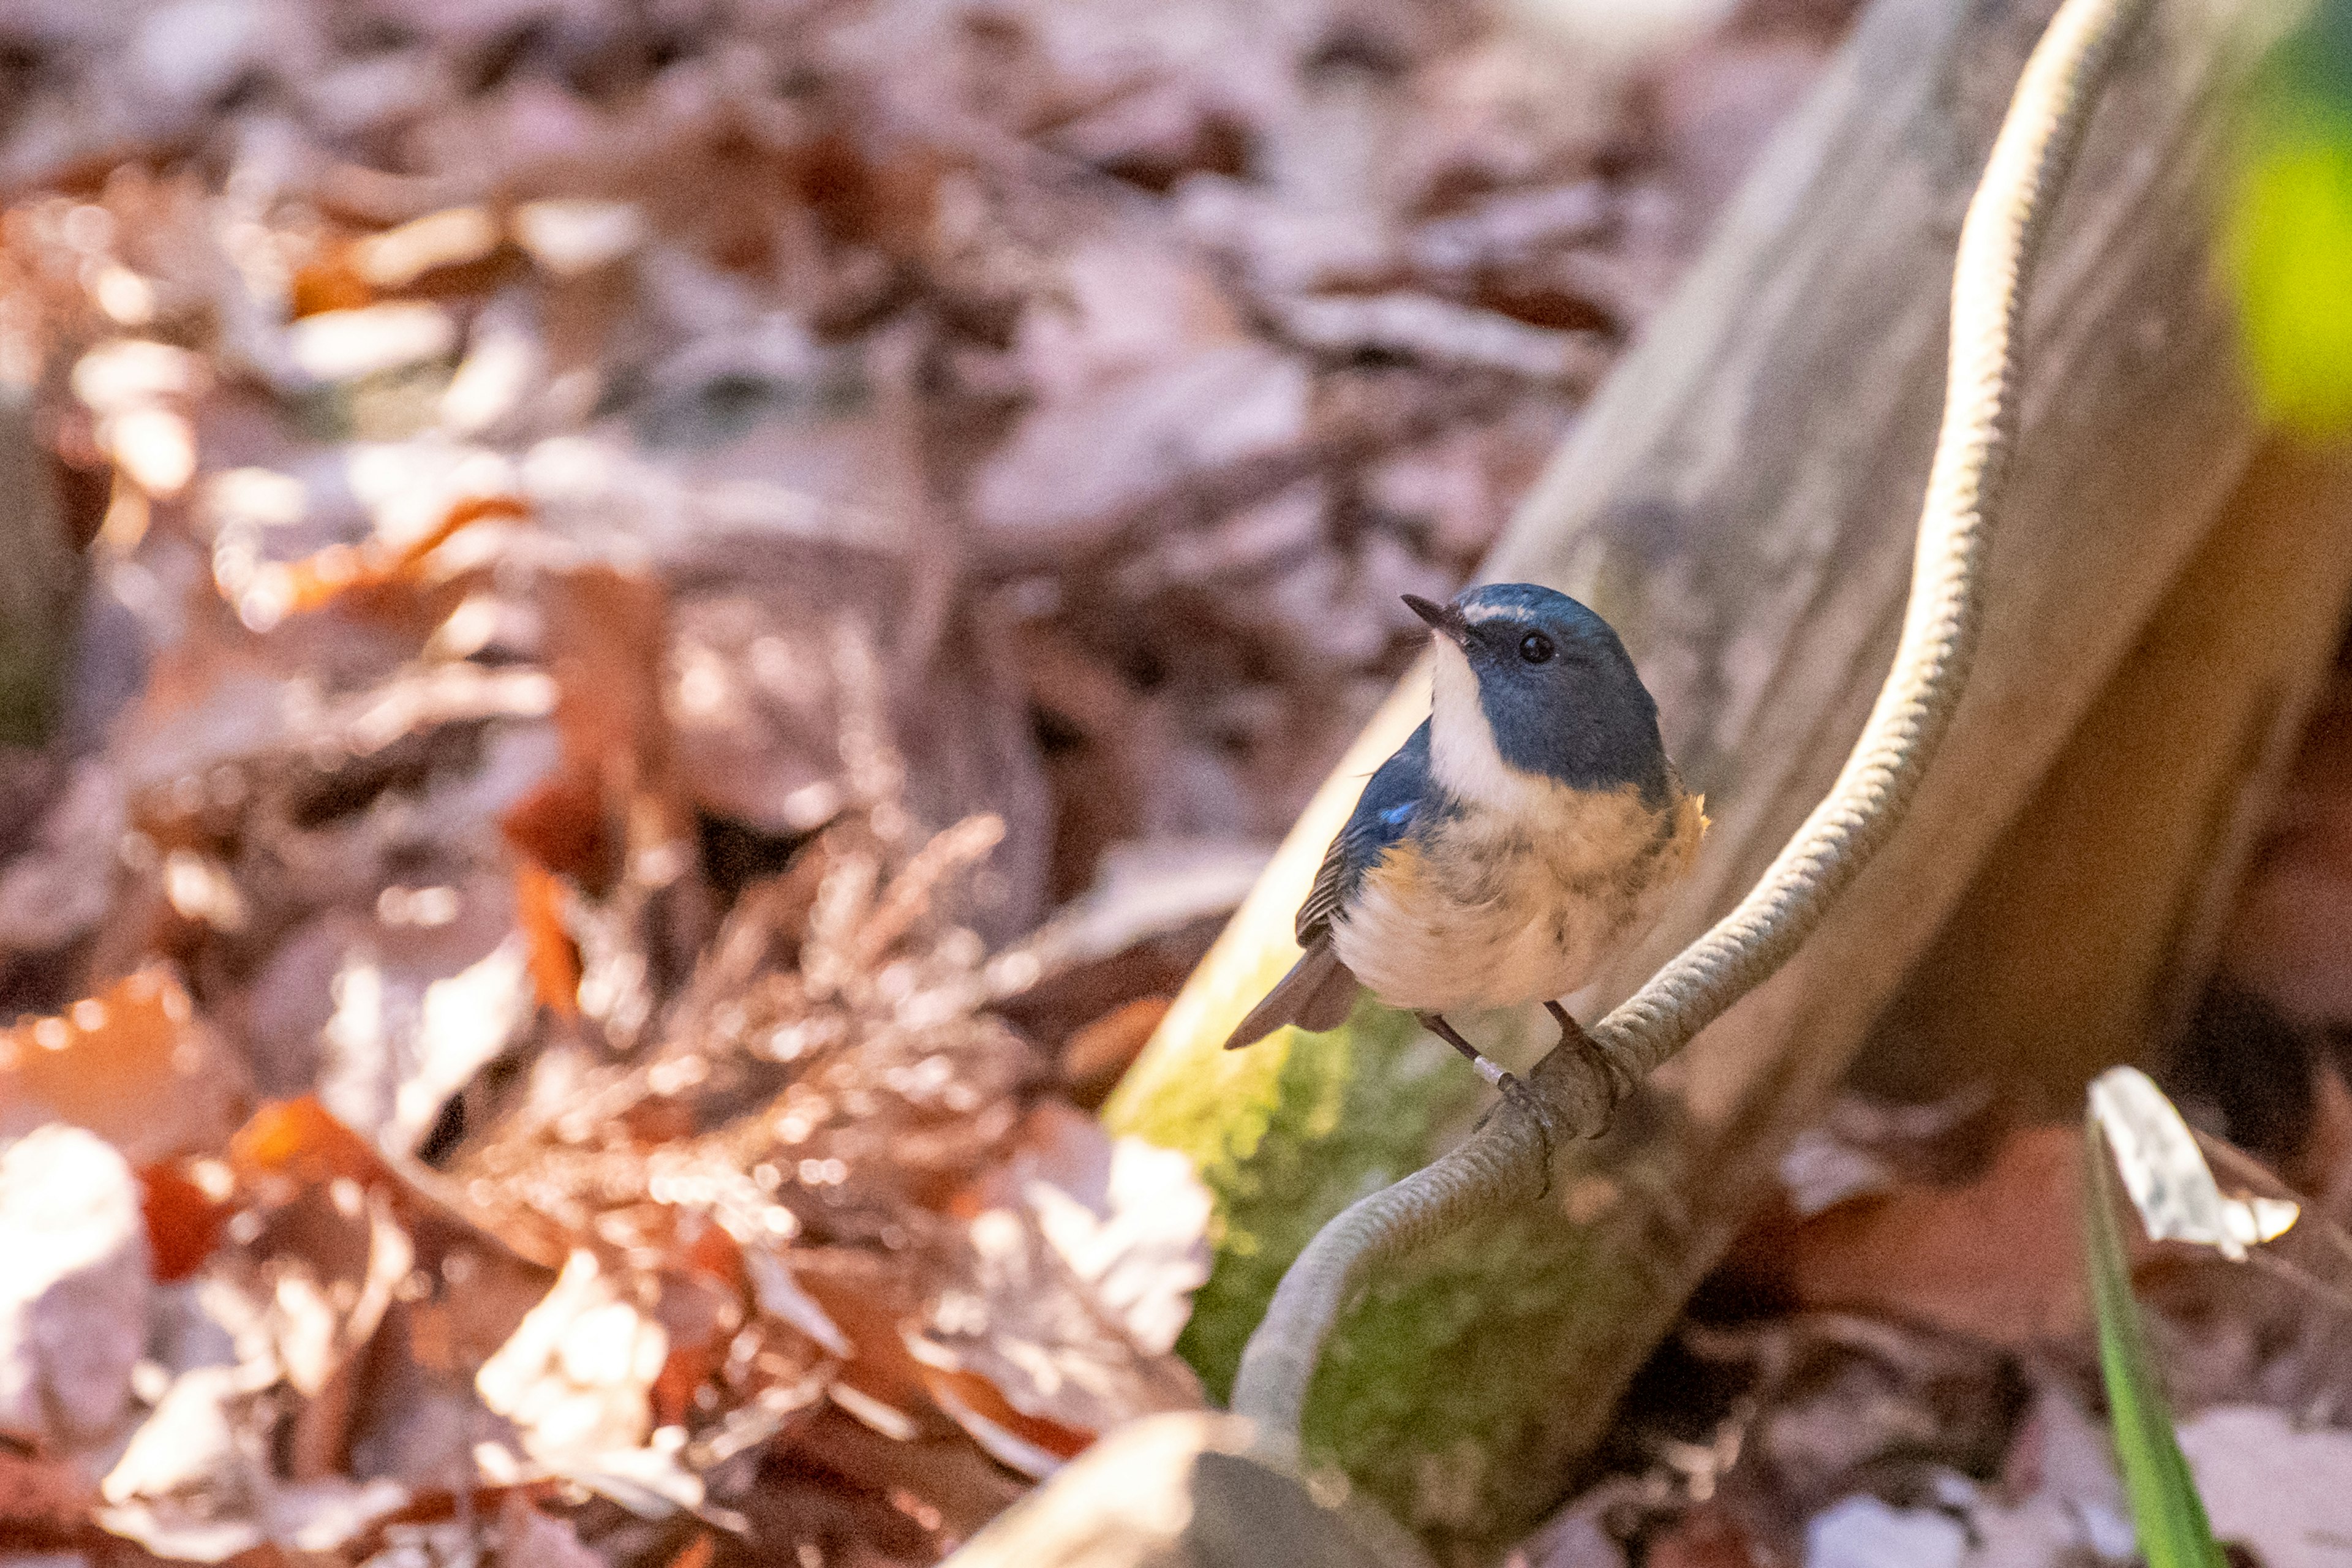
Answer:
[1518,631,1555,665]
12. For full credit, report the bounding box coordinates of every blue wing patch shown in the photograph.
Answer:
[1295,720,1441,943]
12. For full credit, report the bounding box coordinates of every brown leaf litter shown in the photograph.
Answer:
[0,0,1888,1563]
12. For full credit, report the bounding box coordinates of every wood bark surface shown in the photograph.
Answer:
[1106,0,2310,1552]
[1854,436,2352,1119]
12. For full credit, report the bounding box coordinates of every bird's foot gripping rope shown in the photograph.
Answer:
[1231,0,2153,1448]
[1423,1012,1560,1167]
[1546,1000,1635,1131]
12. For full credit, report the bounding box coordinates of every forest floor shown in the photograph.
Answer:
[0,1,2347,1566]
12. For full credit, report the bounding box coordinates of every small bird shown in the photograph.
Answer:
[1223,583,1706,1117]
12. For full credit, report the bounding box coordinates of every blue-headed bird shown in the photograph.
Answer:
[1223,583,1706,1118]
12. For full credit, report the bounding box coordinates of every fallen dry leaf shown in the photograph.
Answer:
[0,0,1867,1562]
[1755,1126,2090,1347]
[0,966,245,1164]
[251,492,531,627]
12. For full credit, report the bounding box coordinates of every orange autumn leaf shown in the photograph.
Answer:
[917,1364,1095,1466]
[498,562,706,979]
[635,1217,755,1427]
[0,965,243,1163]
[513,859,582,1016]
[499,566,692,895]
[305,207,519,309]
[289,252,374,317]
[138,1161,229,1282]
[651,1332,728,1432]
[228,1095,393,1193]
[503,770,612,889]
[271,493,529,617]
[677,1211,747,1291]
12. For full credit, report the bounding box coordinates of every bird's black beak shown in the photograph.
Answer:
[1402,594,1470,647]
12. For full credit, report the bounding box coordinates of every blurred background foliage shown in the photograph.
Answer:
[2231,0,2352,432]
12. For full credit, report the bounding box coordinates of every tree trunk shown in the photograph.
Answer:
[1853,436,2352,1119]
[1104,0,2318,1553]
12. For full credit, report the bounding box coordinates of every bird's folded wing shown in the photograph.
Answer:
[1294,718,1436,943]
[1293,829,1358,944]
[1221,938,1361,1050]
[1227,718,1434,1052]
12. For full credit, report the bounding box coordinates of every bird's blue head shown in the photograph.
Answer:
[1405,583,1671,805]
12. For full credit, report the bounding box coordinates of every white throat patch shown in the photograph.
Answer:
[1427,642,1546,813]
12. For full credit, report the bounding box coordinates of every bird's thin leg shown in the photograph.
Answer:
[1419,1011,1539,1115]
[1546,1000,1633,1128]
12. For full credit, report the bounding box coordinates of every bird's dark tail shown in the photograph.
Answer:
[1221,939,1361,1051]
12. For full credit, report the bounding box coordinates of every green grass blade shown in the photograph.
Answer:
[2082,1117,2226,1568]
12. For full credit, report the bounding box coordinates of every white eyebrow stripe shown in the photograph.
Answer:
[1458,602,1522,625]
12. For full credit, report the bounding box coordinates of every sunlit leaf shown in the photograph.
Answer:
[2082,1112,2225,1568]
[0,965,243,1163]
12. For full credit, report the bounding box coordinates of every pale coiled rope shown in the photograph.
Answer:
[1232,0,2155,1441]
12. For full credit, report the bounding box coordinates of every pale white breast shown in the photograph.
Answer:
[1330,782,1694,1016]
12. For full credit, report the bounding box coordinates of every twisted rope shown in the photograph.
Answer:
[1232,0,2155,1442]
